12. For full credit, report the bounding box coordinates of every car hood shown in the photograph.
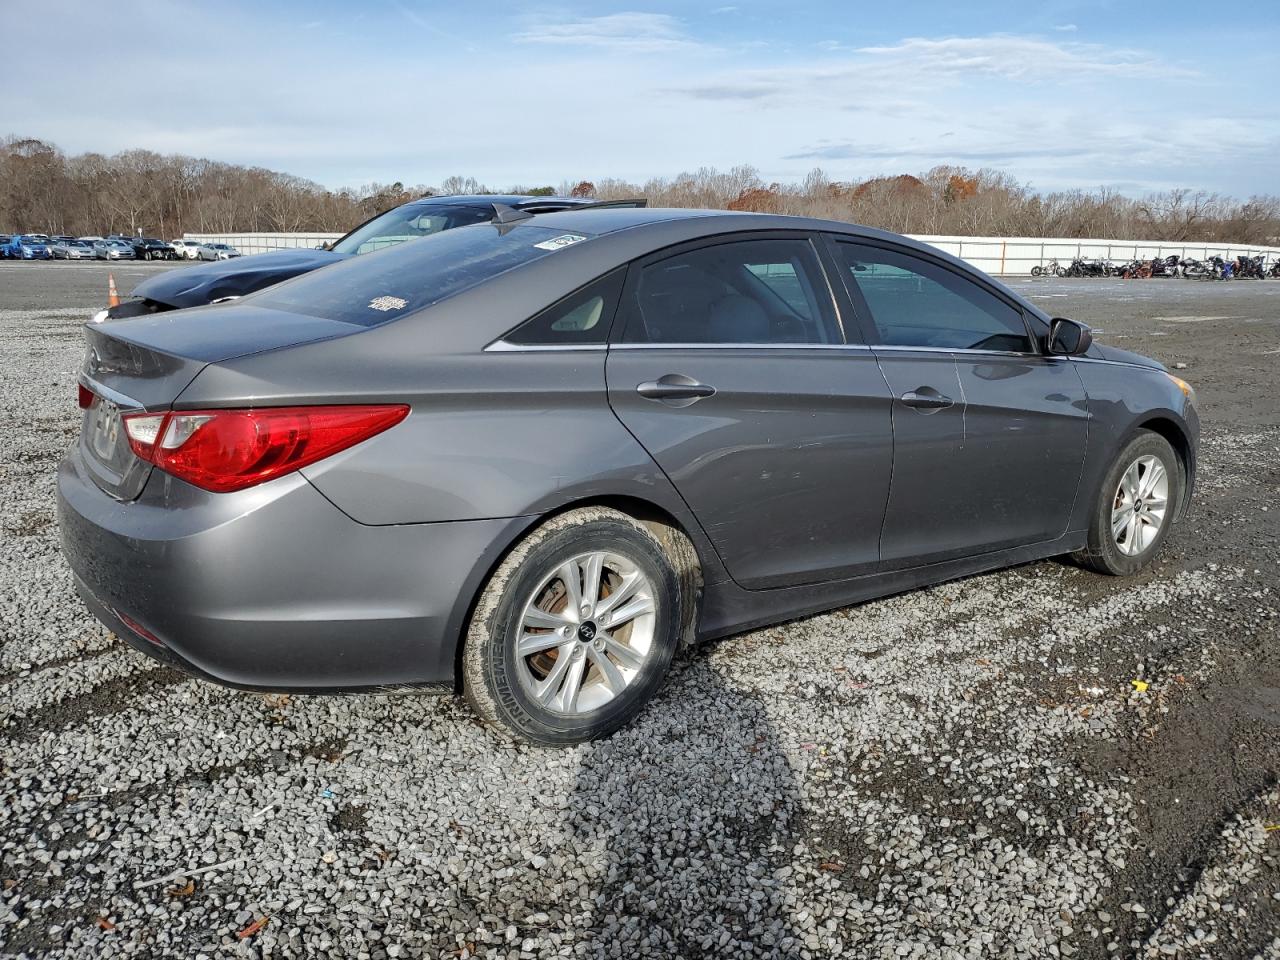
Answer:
[1089,342,1166,371]
[130,247,348,308]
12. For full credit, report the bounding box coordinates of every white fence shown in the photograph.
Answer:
[910,235,1280,277]
[183,231,1280,276]
[183,232,339,255]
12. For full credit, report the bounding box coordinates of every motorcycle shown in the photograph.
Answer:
[1030,258,1065,278]
[1234,254,1266,279]
[1150,255,1182,278]
[1119,259,1152,279]
[1064,257,1112,278]
[1268,260,1280,278]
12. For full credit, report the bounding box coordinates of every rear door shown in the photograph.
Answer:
[606,232,894,590]
[829,238,1088,567]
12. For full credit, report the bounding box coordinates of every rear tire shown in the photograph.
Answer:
[462,507,684,745]
[1031,266,1043,277]
[1072,430,1182,576]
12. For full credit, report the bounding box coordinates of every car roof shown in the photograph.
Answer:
[407,193,596,211]
[522,207,997,261]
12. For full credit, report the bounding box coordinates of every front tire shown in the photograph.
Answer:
[1073,430,1182,576]
[463,507,684,744]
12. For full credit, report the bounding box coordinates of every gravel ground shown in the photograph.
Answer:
[1,263,1278,959]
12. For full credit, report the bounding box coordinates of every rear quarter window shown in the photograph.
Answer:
[252,223,595,327]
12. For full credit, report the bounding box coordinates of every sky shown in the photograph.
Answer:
[3,1,1277,197]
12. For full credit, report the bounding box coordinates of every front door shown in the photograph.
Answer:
[606,233,894,590]
[831,239,1089,568]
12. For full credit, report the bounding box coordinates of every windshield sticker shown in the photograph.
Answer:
[533,234,587,252]
[368,295,408,312]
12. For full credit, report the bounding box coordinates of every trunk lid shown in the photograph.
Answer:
[78,304,363,499]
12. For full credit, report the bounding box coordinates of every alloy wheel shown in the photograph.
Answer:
[514,551,657,715]
[1111,455,1169,556]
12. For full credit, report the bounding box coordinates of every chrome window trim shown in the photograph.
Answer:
[872,344,1040,359]
[1066,355,1163,372]
[485,340,607,353]
[608,342,874,352]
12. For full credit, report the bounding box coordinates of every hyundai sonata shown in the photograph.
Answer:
[58,208,1198,743]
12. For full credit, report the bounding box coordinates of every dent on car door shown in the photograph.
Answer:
[833,239,1088,567]
[605,233,893,590]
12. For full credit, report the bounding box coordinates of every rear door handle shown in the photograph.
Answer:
[637,374,717,404]
[899,388,954,412]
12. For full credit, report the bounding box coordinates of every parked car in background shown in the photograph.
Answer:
[6,235,53,259]
[110,195,646,316]
[52,239,97,260]
[0,235,10,258]
[170,239,203,260]
[63,208,1198,743]
[94,240,136,261]
[130,238,177,261]
[196,242,242,261]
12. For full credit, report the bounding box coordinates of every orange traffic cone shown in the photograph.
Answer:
[107,273,120,308]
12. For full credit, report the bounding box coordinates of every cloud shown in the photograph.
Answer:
[512,12,701,54]
[1053,23,1078,32]
[852,35,1195,81]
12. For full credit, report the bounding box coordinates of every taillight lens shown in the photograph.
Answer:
[77,383,95,409]
[122,405,408,493]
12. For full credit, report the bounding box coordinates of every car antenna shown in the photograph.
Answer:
[491,203,534,224]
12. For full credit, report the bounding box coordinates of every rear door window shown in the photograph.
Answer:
[620,237,838,345]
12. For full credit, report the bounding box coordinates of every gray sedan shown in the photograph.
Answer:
[58,209,1198,744]
[52,239,96,260]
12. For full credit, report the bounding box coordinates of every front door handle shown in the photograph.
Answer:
[637,374,717,405]
[899,387,954,412]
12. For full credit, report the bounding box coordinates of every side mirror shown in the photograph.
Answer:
[1047,317,1093,356]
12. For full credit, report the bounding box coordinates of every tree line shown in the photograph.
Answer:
[3,135,1277,245]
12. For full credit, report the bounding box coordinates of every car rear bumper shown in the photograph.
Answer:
[57,445,524,692]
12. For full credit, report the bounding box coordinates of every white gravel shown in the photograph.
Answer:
[2,285,1278,959]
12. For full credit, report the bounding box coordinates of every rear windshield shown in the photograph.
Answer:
[253,222,594,326]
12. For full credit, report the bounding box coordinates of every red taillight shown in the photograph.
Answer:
[77,383,95,409]
[122,405,408,493]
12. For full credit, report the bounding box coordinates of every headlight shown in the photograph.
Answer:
[1166,372,1196,404]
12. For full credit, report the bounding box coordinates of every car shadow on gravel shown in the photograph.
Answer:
[567,659,806,958]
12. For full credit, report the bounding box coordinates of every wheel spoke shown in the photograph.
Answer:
[1121,463,1141,501]
[604,635,645,671]
[1126,512,1142,553]
[522,606,574,630]
[558,561,584,617]
[581,553,604,617]
[601,594,654,630]
[517,631,565,657]
[587,646,627,694]
[1111,507,1131,538]
[554,653,587,712]
[533,643,576,704]
[596,571,643,620]
[1138,460,1166,499]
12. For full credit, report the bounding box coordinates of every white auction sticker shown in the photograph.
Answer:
[533,234,587,251]
[368,295,408,312]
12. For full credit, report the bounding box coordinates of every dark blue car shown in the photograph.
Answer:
[109,194,645,318]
